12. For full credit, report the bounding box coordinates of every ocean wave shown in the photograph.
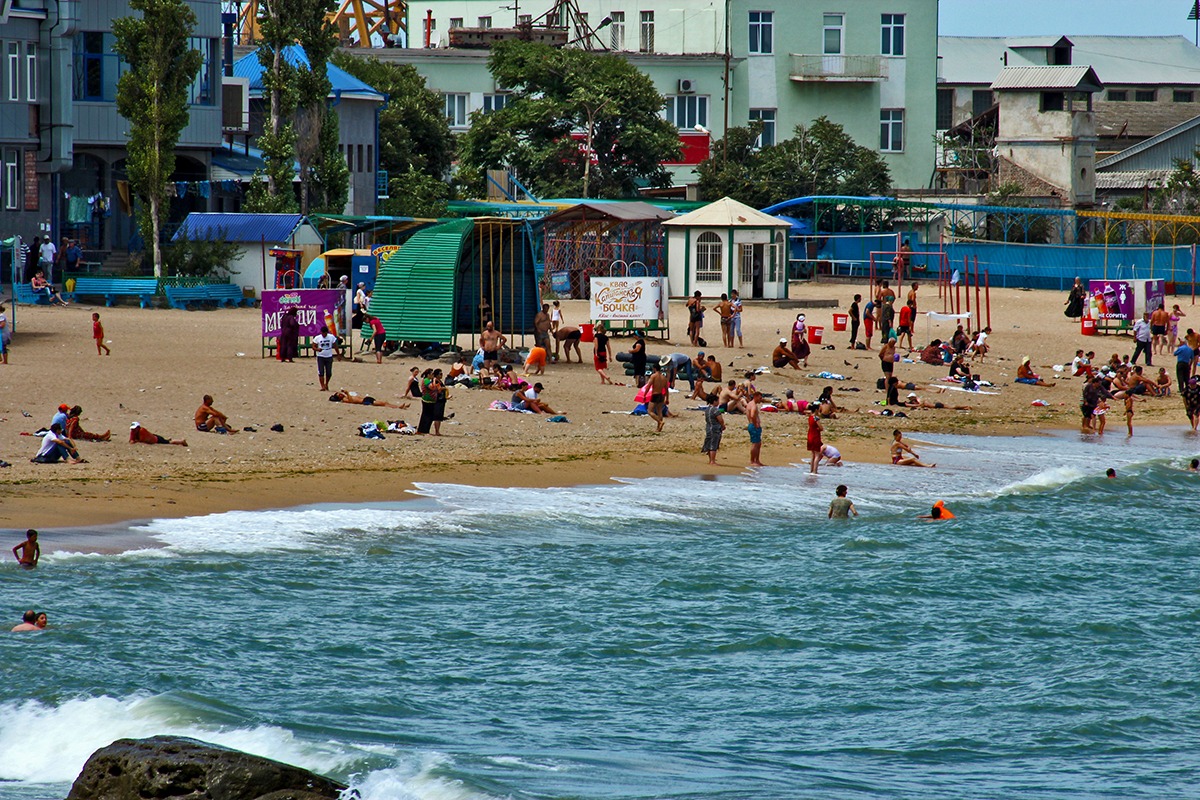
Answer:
[40,547,175,564]
[0,694,360,785]
[347,753,504,800]
[993,466,1091,496]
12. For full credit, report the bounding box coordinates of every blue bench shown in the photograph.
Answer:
[13,283,51,305]
[164,284,252,310]
[65,277,159,308]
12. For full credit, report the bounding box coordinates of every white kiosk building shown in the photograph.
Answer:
[663,197,791,299]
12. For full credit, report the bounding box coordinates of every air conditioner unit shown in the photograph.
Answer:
[221,77,250,132]
[677,78,697,94]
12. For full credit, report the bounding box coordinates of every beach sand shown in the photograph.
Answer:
[0,282,1192,531]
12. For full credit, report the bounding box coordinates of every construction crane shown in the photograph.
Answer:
[228,0,407,48]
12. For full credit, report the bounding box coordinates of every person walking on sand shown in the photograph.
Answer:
[828,485,858,518]
[593,327,613,384]
[806,412,823,474]
[701,392,725,464]
[92,313,111,356]
[890,429,934,467]
[746,390,765,467]
[648,360,670,432]
[12,530,39,570]
[313,325,338,392]
[730,290,744,347]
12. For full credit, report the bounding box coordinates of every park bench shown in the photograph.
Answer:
[164,284,252,310]
[12,283,51,305]
[64,277,159,308]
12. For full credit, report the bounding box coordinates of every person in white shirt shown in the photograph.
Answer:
[32,423,84,464]
[1131,312,1153,366]
[313,325,339,392]
[970,326,991,361]
[39,239,57,283]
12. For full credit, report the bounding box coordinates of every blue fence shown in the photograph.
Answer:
[942,242,1196,291]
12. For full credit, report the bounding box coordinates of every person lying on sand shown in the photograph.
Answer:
[329,390,409,409]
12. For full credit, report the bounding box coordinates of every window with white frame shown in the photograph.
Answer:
[823,13,844,55]
[25,43,36,101]
[483,93,508,113]
[477,16,492,28]
[6,43,19,101]
[749,108,776,147]
[4,150,19,210]
[609,11,626,50]
[880,108,904,152]
[881,13,904,56]
[639,11,655,53]
[665,94,709,130]
[696,232,723,282]
[449,18,463,28]
[748,11,773,55]
[444,93,469,127]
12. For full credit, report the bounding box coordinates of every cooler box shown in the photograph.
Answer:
[1081,317,1096,336]
[809,325,824,344]
[832,313,848,331]
[580,323,595,343]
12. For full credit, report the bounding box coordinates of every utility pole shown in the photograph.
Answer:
[722,0,731,162]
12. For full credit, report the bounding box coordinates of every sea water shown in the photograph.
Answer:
[3,428,1200,800]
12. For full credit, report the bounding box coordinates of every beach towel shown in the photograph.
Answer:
[808,371,847,381]
[547,415,570,423]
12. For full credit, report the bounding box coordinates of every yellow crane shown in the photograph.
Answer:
[234,0,407,47]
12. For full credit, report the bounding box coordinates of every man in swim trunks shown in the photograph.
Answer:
[746,390,764,466]
[195,395,234,433]
[330,389,409,409]
[533,304,552,352]
[480,322,506,371]
[879,337,897,382]
[718,379,744,414]
[12,529,39,570]
[553,325,583,363]
[11,610,38,632]
[772,338,802,370]
[1151,304,1170,356]
[648,360,670,432]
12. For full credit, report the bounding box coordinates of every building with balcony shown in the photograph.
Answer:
[401,0,937,193]
[0,0,225,259]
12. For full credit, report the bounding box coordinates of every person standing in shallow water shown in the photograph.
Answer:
[12,529,39,569]
[828,485,857,518]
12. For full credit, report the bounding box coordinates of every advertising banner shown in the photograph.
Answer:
[261,289,346,338]
[589,276,664,321]
[1087,280,1134,321]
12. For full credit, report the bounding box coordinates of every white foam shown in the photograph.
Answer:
[994,465,1090,496]
[41,548,175,564]
[0,695,359,785]
[347,753,502,800]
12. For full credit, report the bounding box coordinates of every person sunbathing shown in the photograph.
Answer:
[329,389,409,408]
[890,429,935,467]
[1016,357,1055,387]
[903,392,971,410]
[195,395,236,433]
[129,422,187,446]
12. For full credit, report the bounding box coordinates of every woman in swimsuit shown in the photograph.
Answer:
[1169,305,1186,351]
[890,429,935,467]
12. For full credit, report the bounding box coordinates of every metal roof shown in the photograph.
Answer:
[233,47,384,100]
[1096,113,1200,170]
[541,201,676,224]
[1095,170,1171,190]
[941,35,1200,86]
[172,213,307,243]
[374,219,474,343]
[991,65,1103,92]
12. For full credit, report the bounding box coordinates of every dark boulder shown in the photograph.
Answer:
[66,735,348,800]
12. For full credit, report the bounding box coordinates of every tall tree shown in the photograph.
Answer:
[696,117,892,210]
[245,0,300,213]
[331,52,453,216]
[294,0,347,214]
[457,41,680,199]
[112,0,202,277]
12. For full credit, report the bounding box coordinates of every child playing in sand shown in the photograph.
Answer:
[92,313,111,355]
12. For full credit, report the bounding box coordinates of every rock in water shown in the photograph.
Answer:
[66,736,348,800]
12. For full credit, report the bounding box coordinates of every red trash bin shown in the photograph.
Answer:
[580,322,595,342]
[809,325,824,344]
[832,313,848,331]
[1081,317,1096,336]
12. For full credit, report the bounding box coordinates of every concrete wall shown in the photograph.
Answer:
[995,91,1097,204]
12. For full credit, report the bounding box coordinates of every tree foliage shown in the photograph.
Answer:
[457,41,680,199]
[984,182,1053,243]
[112,0,202,277]
[244,0,299,212]
[696,117,892,210]
[331,52,453,216]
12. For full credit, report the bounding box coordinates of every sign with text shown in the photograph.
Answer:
[589,276,664,321]
[1087,279,1165,321]
[261,289,345,338]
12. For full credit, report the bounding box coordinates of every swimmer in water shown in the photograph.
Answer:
[11,610,38,632]
[918,500,955,520]
[12,529,38,570]
[1189,458,1199,472]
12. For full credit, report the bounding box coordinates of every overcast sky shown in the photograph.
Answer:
[939,0,1200,39]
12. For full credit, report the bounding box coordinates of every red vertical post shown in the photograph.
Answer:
[985,267,992,329]
[974,256,982,329]
[964,255,972,326]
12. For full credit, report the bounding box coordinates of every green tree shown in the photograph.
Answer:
[293,0,347,214]
[985,182,1053,243]
[245,0,301,213]
[331,52,453,216]
[457,41,680,199]
[697,117,892,211]
[112,0,202,277]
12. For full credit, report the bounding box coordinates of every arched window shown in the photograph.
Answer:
[695,231,723,282]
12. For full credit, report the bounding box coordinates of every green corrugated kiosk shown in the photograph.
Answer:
[370,218,539,346]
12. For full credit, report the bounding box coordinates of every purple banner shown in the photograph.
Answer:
[261,289,347,338]
[1087,280,1134,321]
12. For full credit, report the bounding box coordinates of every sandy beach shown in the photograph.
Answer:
[0,282,1193,531]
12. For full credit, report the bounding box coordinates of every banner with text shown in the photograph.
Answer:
[261,289,346,338]
[589,276,665,321]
